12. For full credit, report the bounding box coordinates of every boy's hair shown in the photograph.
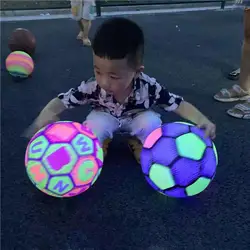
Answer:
[92,17,144,69]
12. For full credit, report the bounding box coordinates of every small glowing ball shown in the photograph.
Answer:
[141,122,218,198]
[6,51,34,78]
[25,121,103,198]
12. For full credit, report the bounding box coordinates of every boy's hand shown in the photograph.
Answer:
[22,98,65,139]
[22,122,41,139]
[197,119,216,140]
[22,115,59,139]
[174,101,216,140]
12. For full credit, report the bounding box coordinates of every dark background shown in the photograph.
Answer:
[1,9,250,250]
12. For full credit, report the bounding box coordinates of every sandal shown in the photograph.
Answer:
[214,84,250,102]
[102,138,112,157]
[227,68,240,81]
[76,31,83,40]
[127,137,143,164]
[227,99,250,119]
[82,38,91,47]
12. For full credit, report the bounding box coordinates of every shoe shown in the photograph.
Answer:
[82,38,91,47]
[102,138,112,157]
[227,68,240,81]
[127,137,143,164]
[213,84,250,102]
[227,99,250,119]
[77,31,83,40]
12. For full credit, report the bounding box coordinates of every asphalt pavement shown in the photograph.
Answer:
[1,9,250,250]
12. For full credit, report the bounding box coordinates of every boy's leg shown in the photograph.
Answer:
[127,111,162,164]
[83,111,120,156]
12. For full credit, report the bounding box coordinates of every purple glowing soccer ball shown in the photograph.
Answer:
[140,122,218,198]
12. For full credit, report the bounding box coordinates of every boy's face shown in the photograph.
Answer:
[93,54,143,95]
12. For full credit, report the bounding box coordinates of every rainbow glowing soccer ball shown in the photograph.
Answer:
[6,51,34,78]
[140,122,218,198]
[25,121,103,198]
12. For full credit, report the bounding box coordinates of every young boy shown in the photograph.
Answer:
[71,0,95,46]
[24,18,216,163]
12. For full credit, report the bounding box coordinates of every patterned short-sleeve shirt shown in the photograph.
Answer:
[58,72,183,118]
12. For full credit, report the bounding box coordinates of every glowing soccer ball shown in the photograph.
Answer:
[25,121,103,198]
[141,122,218,198]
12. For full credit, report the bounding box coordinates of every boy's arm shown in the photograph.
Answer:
[152,82,216,139]
[174,101,209,125]
[23,79,97,138]
[174,101,216,139]
[33,97,66,127]
[22,98,66,138]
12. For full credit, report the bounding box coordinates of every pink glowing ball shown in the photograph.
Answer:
[25,121,103,198]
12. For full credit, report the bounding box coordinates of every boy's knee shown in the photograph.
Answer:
[131,111,162,143]
[83,111,119,143]
[138,111,162,129]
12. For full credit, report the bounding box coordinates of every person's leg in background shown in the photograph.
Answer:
[126,111,162,164]
[227,1,250,80]
[81,0,95,46]
[81,19,92,46]
[227,7,250,119]
[83,111,120,157]
[71,0,85,40]
[238,7,250,93]
[214,8,250,119]
[77,20,84,40]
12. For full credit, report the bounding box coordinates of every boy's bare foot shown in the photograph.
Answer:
[82,38,91,47]
[77,31,83,40]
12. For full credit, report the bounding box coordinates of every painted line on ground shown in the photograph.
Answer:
[0,5,238,22]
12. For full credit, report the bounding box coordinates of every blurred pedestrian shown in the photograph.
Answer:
[71,0,96,46]
[214,6,250,119]
[227,0,250,80]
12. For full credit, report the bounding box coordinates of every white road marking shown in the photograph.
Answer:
[0,5,238,22]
